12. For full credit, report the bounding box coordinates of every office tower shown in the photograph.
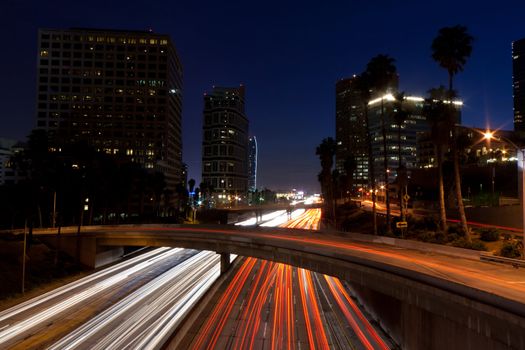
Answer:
[0,138,25,186]
[513,38,525,131]
[35,28,183,192]
[202,85,249,204]
[368,94,462,182]
[335,76,369,189]
[248,136,257,191]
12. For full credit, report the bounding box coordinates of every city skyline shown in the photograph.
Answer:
[1,1,525,192]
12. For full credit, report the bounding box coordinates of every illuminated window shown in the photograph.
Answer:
[160,39,168,45]
[149,39,157,45]
[40,50,49,57]
[139,38,147,44]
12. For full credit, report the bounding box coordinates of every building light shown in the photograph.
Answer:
[405,96,424,102]
[368,94,395,105]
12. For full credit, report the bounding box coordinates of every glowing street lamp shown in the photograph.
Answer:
[484,129,525,258]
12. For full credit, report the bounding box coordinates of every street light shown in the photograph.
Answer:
[484,129,525,258]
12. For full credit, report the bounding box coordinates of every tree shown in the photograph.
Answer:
[432,25,474,239]
[365,54,398,233]
[423,86,454,232]
[316,138,336,221]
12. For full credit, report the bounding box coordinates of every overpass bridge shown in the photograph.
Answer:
[32,224,525,349]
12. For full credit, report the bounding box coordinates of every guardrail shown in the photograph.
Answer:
[480,253,525,268]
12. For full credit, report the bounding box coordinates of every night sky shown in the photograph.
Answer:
[1,1,524,193]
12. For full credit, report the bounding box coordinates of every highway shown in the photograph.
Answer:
[0,248,222,349]
[184,209,392,350]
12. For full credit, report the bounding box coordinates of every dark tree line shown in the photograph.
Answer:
[0,130,179,229]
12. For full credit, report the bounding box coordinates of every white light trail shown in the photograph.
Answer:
[0,247,171,323]
[0,248,184,344]
[50,251,221,350]
[260,209,305,227]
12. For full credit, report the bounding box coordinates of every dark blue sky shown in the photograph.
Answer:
[1,0,524,193]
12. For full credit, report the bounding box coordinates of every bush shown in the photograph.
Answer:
[499,242,522,258]
[410,216,439,231]
[446,224,463,236]
[478,228,501,242]
[450,238,488,251]
[416,231,446,244]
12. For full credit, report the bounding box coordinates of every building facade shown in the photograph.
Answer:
[248,136,257,192]
[368,94,462,183]
[513,38,525,132]
[201,86,249,204]
[35,28,183,192]
[0,139,25,186]
[335,76,368,189]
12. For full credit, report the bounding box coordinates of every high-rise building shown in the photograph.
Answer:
[0,138,25,186]
[35,28,183,192]
[368,94,462,182]
[248,136,257,191]
[201,85,249,204]
[335,76,368,189]
[513,38,525,131]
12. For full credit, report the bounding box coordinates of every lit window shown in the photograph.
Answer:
[40,50,49,57]
[160,39,168,45]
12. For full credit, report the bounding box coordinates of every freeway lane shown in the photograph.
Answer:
[49,250,221,350]
[0,248,219,349]
[183,209,392,350]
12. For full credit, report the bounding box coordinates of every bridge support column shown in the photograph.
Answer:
[220,253,231,274]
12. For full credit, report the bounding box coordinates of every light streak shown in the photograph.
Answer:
[0,248,184,344]
[50,251,220,350]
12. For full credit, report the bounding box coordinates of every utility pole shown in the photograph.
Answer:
[21,220,27,294]
[52,191,57,228]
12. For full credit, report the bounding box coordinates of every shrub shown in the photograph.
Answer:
[450,238,487,251]
[416,231,446,244]
[502,233,513,241]
[446,224,463,236]
[499,242,522,258]
[478,228,501,242]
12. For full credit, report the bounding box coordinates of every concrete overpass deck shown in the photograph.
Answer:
[30,224,525,349]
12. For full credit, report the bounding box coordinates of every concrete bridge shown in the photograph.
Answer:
[35,224,525,349]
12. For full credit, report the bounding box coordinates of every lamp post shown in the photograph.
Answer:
[483,130,525,258]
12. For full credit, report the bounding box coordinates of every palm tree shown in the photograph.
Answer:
[316,138,336,222]
[423,86,453,232]
[393,92,409,217]
[432,25,473,239]
[365,54,398,234]
[355,74,378,234]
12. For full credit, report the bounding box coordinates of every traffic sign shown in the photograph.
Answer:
[403,194,410,202]
[396,221,408,228]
